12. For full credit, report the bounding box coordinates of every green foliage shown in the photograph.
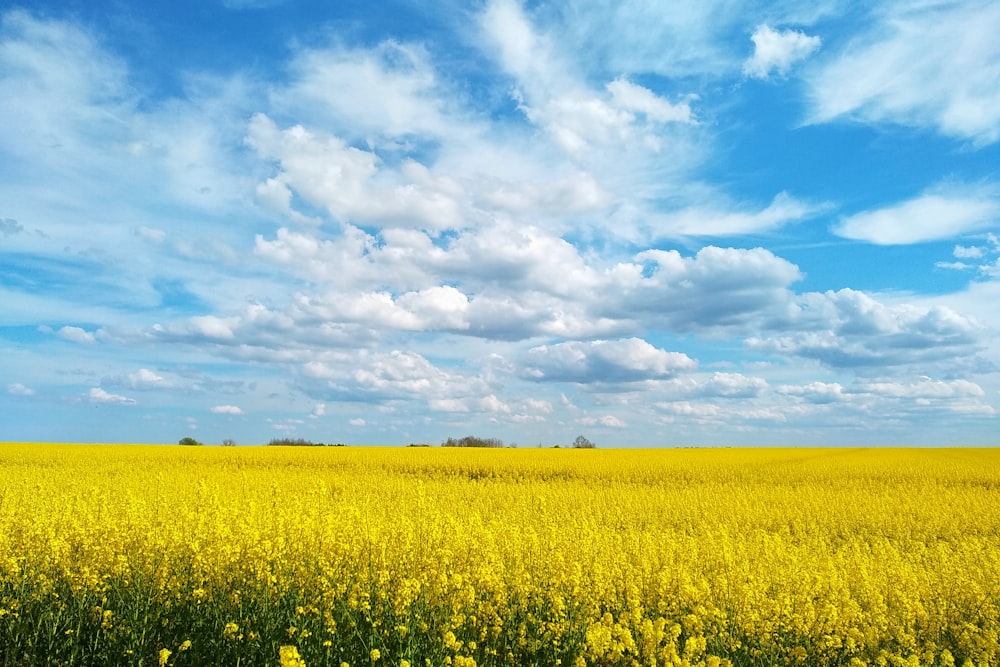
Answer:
[178,437,203,446]
[572,435,596,449]
[441,435,505,448]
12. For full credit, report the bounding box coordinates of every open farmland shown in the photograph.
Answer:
[0,444,998,666]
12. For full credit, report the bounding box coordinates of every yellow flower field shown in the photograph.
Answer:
[0,444,998,666]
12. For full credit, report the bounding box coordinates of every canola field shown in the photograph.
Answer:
[0,445,998,667]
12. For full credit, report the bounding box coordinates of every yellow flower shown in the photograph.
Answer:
[279,645,307,667]
[370,648,381,661]
[178,640,192,651]
[224,621,239,639]
[158,648,171,667]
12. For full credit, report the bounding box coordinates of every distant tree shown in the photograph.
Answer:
[222,439,236,447]
[441,436,504,448]
[572,435,596,449]
[178,436,203,446]
[268,437,318,446]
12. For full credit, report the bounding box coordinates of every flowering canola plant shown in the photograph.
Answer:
[0,444,998,666]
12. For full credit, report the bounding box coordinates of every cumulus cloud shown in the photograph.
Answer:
[56,325,97,344]
[743,24,821,79]
[834,184,1000,244]
[806,1,1000,144]
[701,372,768,398]
[7,383,35,396]
[87,387,135,405]
[774,376,994,417]
[748,288,984,369]
[522,338,696,383]
[608,246,802,333]
[246,114,464,231]
[775,381,846,404]
[211,404,244,415]
[183,235,809,346]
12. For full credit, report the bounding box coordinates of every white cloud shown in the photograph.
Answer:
[953,244,985,259]
[429,398,469,413]
[300,349,487,405]
[743,24,821,79]
[776,381,846,404]
[606,77,695,124]
[702,372,768,398]
[87,387,136,405]
[211,405,244,415]
[748,288,984,369]
[612,245,803,334]
[310,403,326,418]
[480,394,512,413]
[653,191,825,237]
[7,383,35,396]
[522,398,553,414]
[522,338,696,383]
[580,415,627,428]
[937,234,1000,274]
[131,368,164,386]
[834,184,1000,244]
[101,368,168,390]
[56,326,96,344]
[859,377,985,400]
[655,401,721,419]
[806,1,1000,144]
[349,417,366,426]
[480,0,696,160]
[0,10,133,166]
[246,114,464,231]
[276,39,455,142]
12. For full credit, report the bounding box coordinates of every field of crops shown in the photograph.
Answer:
[0,444,998,667]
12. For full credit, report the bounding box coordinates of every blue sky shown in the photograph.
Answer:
[2,0,999,446]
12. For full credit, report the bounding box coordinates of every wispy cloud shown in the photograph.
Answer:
[87,387,136,405]
[834,183,1000,244]
[805,1,1000,145]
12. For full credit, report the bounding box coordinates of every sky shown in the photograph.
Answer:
[2,0,999,447]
